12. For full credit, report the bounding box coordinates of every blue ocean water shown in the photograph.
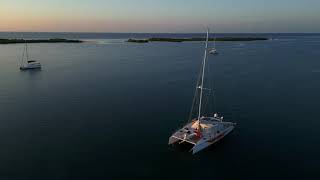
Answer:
[0,33,319,179]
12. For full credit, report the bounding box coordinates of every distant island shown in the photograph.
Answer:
[128,37,269,43]
[0,38,83,44]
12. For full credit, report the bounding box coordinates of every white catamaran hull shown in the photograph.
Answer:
[191,126,234,154]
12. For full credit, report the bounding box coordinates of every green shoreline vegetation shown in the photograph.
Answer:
[0,38,83,44]
[128,37,269,43]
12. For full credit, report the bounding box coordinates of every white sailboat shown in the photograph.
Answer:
[209,48,218,55]
[168,29,236,154]
[20,40,41,70]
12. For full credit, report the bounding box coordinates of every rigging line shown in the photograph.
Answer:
[197,28,209,123]
[213,90,217,113]
[188,52,205,122]
[213,30,216,49]
[212,35,218,114]
[21,44,25,66]
[209,47,217,114]
[211,53,217,114]
[212,53,217,114]
[26,40,29,61]
[203,91,209,116]
[207,30,217,114]
[206,47,213,114]
[202,57,210,116]
[20,36,25,66]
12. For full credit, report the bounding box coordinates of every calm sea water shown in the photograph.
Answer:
[0,33,320,179]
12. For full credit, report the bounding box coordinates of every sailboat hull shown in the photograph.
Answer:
[20,62,41,70]
[191,126,234,154]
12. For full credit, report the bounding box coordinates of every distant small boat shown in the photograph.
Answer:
[20,41,41,70]
[209,48,218,55]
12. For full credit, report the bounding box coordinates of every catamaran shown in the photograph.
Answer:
[168,29,236,154]
[20,40,41,70]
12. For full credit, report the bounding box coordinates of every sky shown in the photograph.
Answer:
[0,0,319,33]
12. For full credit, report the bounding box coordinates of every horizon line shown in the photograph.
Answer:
[0,31,320,34]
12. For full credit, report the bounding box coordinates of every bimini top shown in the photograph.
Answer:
[191,120,214,129]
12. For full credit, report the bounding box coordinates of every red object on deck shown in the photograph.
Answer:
[196,129,202,138]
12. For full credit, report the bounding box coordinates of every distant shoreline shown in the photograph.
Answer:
[127,37,269,43]
[0,38,83,44]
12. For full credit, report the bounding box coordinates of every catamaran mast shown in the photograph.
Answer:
[197,29,209,125]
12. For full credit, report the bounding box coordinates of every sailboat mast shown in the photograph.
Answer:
[25,40,29,61]
[197,29,209,123]
[214,32,216,49]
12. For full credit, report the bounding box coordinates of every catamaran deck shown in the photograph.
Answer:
[170,118,223,145]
